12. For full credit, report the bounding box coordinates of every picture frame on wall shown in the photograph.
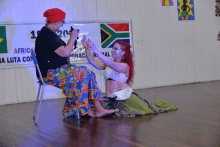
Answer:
[177,0,195,21]
[162,0,174,7]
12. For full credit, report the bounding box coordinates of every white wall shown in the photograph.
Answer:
[0,0,219,105]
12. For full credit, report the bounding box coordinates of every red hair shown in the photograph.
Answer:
[115,41,134,85]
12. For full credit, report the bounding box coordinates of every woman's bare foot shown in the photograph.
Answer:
[88,109,96,117]
[95,109,117,117]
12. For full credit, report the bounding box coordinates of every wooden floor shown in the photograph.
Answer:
[1,81,220,147]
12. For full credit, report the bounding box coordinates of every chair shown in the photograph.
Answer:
[31,49,80,125]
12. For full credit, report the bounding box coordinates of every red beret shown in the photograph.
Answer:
[43,8,66,23]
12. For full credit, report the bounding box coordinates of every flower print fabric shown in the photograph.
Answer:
[43,64,103,117]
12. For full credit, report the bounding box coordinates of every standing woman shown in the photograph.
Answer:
[35,8,116,118]
[82,36,170,117]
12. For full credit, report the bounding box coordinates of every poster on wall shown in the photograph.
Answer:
[162,0,173,7]
[217,31,220,41]
[177,0,195,21]
[0,22,133,67]
[216,0,220,16]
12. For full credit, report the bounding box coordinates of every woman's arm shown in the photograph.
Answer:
[55,30,78,57]
[93,49,128,73]
[88,41,129,73]
[81,36,106,70]
[85,48,106,70]
[187,6,191,13]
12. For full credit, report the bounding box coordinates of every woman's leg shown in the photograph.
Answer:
[101,96,130,118]
[92,100,117,117]
[45,64,116,117]
[88,106,96,117]
[131,92,167,113]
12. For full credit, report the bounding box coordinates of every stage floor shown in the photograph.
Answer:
[0,81,220,147]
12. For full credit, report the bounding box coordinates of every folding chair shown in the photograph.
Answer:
[31,49,80,125]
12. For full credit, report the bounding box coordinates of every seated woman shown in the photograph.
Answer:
[82,36,167,117]
[35,8,116,118]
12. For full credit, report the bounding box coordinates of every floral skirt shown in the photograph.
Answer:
[43,64,103,117]
[101,92,156,118]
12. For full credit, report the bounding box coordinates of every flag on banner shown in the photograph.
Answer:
[100,23,130,48]
[0,26,8,53]
[162,0,173,6]
[177,0,195,21]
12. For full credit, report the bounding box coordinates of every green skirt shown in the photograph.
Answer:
[181,11,188,17]
[101,92,178,118]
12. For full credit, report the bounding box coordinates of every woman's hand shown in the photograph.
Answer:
[70,30,79,41]
[81,35,89,49]
[87,39,98,53]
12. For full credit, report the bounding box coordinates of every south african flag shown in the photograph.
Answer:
[100,23,130,48]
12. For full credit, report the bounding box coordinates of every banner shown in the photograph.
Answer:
[0,22,133,67]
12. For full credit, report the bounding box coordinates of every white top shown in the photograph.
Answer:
[104,67,128,83]
[104,67,132,100]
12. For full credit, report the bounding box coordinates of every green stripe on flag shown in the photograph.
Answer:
[101,24,129,48]
[0,26,8,53]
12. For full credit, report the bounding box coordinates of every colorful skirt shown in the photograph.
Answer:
[101,92,156,118]
[43,64,103,117]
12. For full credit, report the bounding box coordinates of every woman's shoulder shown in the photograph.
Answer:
[39,27,56,37]
[37,27,50,39]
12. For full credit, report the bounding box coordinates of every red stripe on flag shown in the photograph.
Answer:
[107,23,129,32]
